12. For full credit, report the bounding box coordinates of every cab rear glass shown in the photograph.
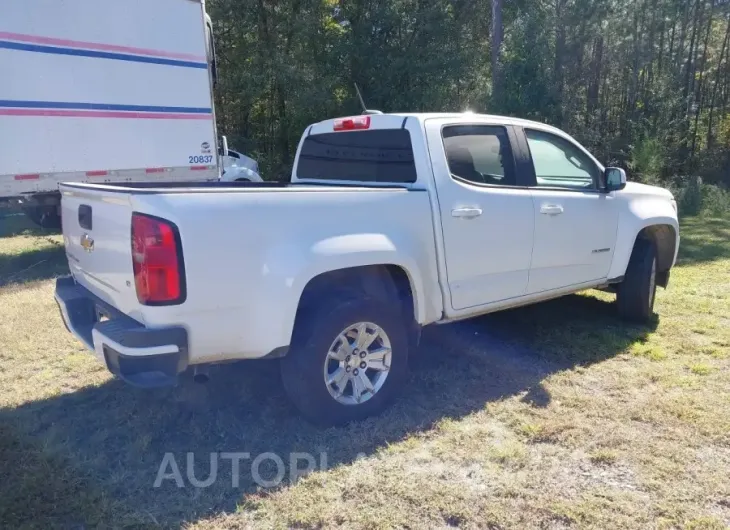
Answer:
[296,129,417,183]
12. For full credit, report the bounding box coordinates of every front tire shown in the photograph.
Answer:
[617,239,657,322]
[280,298,409,426]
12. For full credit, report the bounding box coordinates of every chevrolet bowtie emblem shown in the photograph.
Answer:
[80,233,95,252]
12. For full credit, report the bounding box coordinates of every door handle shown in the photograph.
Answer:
[451,207,483,219]
[540,204,564,215]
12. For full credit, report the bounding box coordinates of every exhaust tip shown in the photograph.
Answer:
[193,366,210,384]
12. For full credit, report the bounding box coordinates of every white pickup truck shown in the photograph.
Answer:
[55,112,679,425]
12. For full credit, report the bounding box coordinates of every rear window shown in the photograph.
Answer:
[296,129,417,183]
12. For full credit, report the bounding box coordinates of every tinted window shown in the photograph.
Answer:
[297,129,417,183]
[525,129,600,190]
[443,125,516,186]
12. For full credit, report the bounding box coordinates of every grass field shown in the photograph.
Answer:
[0,213,728,529]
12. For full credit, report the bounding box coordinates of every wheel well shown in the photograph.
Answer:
[234,178,251,182]
[634,224,676,286]
[293,265,417,339]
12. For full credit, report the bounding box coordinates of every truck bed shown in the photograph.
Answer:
[58,179,437,366]
[59,180,413,193]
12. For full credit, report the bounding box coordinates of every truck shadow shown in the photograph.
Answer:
[0,293,655,527]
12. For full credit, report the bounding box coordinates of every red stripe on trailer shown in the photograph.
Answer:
[15,174,40,180]
[86,170,108,177]
[190,165,209,170]
[146,167,165,173]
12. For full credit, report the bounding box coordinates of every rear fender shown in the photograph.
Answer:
[264,233,432,347]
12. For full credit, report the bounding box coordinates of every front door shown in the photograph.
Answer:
[426,121,535,310]
[519,127,619,294]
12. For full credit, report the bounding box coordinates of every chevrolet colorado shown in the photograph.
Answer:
[55,112,679,425]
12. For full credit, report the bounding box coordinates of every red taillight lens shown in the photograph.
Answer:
[333,115,370,131]
[131,213,185,305]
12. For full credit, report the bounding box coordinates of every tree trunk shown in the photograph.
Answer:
[707,19,730,148]
[676,0,691,69]
[643,0,658,104]
[554,0,566,126]
[685,0,704,105]
[587,35,603,123]
[678,0,702,165]
[491,0,503,108]
[668,8,676,67]
[691,0,715,158]
[657,2,666,81]
[628,4,643,117]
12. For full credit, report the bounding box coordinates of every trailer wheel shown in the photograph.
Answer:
[23,206,61,230]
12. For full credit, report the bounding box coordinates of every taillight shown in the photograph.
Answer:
[333,115,370,131]
[131,213,185,305]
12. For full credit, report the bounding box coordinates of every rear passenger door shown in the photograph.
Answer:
[425,120,535,310]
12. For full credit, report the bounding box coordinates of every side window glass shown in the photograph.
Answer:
[525,129,599,190]
[443,125,516,186]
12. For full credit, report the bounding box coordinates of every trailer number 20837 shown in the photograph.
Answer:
[189,155,213,164]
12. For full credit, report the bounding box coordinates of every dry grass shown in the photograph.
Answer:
[0,213,729,529]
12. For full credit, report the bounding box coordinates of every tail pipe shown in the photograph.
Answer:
[193,365,210,384]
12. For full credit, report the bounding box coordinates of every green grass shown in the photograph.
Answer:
[0,213,729,529]
[588,449,619,466]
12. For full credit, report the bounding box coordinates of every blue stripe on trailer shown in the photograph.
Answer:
[0,100,212,114]
[0,40,208,69]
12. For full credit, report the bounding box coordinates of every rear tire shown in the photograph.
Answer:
[280,298,409,426]
[616,239,657,323]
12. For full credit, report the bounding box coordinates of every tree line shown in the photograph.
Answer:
[209,0,730,205]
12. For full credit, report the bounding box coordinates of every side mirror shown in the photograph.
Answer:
[219,135,229,158]
[605,167,627,192]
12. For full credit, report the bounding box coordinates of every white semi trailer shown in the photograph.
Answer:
[0,0,221,227]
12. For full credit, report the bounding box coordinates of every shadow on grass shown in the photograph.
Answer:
[0,213,67,286]
[0,242,67,287]
[0,293,655,527]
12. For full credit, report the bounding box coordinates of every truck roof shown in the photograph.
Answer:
[299,111,604,186]
[312,112,564,135]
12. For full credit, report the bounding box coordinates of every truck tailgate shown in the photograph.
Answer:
[61,185,139,315]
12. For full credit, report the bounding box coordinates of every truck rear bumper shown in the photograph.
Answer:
[54,276,188,387]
